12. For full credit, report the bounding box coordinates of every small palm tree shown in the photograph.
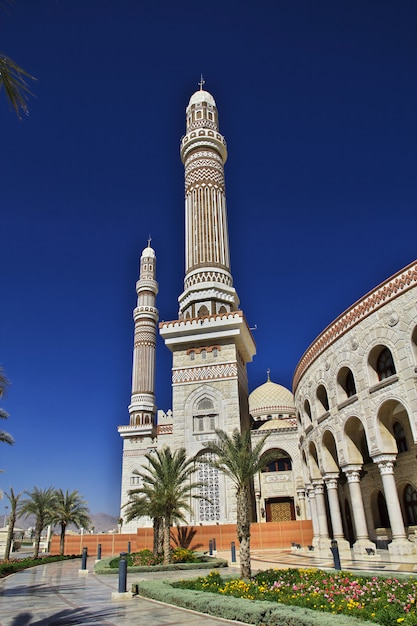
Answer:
[4,487,21,560]
[130,447,205,564]
[125,492,164,557]
[52,489,91,556]
[203,428,271,579]
[18,486,57,558]
[0,367,13,446]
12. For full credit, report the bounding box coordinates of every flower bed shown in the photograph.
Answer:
[171,569,417,626]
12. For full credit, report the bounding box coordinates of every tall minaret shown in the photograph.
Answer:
[118,241,158,527]
[160,83,256,525]
[178,80,239,319]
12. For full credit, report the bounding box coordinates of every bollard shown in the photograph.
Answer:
[209,539,213,556]
[213,538,217,552]
[127,541,131,554]
[231,541,236,563]
[81,547,88,570]
[118,552,128,593]
[97,544,102,560]
[330,540,341,570]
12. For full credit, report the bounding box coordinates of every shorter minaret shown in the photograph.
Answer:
[118,241,159,527]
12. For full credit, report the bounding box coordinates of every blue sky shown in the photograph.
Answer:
[1,0,416,516]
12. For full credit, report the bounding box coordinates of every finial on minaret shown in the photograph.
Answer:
[266,368,271,382]
[198,74,205,90]
[148,234,152,247]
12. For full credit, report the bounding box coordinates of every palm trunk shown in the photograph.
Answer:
[163,515,171,564]
[33,522,42,559]
[152,516,161,556]
[60,522,66,556]
[4,511,16,560]
[237,484,251,579]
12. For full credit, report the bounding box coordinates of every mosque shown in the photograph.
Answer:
[118,85,417,561]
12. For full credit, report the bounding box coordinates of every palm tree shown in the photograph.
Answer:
[18,486,57,558]
[129,447,205,564]
[125,492,164,557]
[203,428,271,579]
[4,487,21,560]
[0,367,13,446]
[52,489,91,556]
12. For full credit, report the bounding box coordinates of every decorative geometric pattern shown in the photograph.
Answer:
[157,424,173,434]
[186,150,223,165]
[185,271,232,288]
[172,363,237,384]
[293,261,417,388]
[185,167,224,187]
[270,501,292,522]
[198,454,220,522]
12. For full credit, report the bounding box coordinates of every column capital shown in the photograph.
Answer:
[323,473,339,490]
[373,454,396,475]
[342,464,362,483]
[312,480,325,496]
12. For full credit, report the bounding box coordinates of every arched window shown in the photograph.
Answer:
[345,369,356,397]
[198,305,209,317]
[393,421,408,453]
[262,457,292,472]
[376,347,396,381]
[304,399,312,422]
[316,384,329,413]
[193,398,217,433]
[201,349,207,359]
[404,484,417,526]
[218,305,227,315]
[190,351,195,361]
[377,491,390,528]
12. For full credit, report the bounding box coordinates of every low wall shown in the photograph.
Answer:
[50,520,313,556]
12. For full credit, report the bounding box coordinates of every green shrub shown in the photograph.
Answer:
[0,555,79,579]
[171,547,197,563]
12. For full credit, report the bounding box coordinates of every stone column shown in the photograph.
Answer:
[306,485,320,548]
[374,454,416,558]
[296,488,307,519]
[312,480,330,552]
[323,473,351,554]
[343,465,376,556]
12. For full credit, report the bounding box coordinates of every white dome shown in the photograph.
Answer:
[249,379,295,418]
[141,246,155,259]
[188,89,216,108]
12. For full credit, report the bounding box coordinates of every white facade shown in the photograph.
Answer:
[293,261,417,559]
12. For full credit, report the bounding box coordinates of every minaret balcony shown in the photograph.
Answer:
[118,424,155,439]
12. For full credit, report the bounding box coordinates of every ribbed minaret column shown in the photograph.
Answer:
[128,243,159,431]
[179,86,239,319]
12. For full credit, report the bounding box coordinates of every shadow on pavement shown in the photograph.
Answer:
[10,607,120,625]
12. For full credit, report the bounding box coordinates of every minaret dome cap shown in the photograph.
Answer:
[141,245,155,259]
[188,89,216,108]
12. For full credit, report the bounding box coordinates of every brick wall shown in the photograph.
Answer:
[50,520,313,556]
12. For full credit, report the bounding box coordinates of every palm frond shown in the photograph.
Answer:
[0,53,36,118]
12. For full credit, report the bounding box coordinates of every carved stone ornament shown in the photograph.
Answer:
[325,359,331,371]
[387,311,399,327]
[351,336,359,350]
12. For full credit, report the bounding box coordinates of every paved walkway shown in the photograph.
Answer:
[0,549,416,625]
